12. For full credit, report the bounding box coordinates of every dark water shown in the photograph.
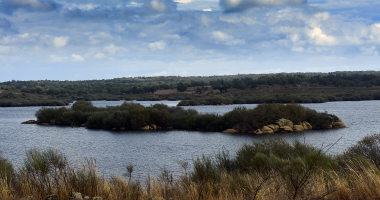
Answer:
[1,100,380,179]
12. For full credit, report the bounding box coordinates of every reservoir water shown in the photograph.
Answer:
[1,100,380,179]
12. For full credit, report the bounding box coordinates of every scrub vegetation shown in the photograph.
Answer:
[2,71,380,107]
[34,101,338,131]
[2,134,380,199]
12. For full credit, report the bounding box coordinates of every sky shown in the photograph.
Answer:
[0,0,380,81]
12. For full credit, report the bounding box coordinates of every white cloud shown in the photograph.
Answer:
[151,0,167,12]
[53,37,69,48]
[104,44,117,54]
[164,34,181,39]
[201,15,215,26]
[0,45,11,54]
[72,54,84,62]
[219,15,258,25]
[94,53,106,60]
[361,46,378,56]
[212,31,245,45]
[50,55,68,62]
[149,41,166,50]
[174,0,191,3]
[292,47,304,52]
[308,28,338,46]
[19,33,29,39]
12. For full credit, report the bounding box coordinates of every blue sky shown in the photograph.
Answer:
[0,0,379,81]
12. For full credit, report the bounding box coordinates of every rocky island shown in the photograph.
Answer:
[22,101,346,134]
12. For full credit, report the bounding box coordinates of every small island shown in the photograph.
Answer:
[23,101,346,134]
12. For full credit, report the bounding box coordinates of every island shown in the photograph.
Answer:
[22,101,346,134]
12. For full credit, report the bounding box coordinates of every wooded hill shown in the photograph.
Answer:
[1,70,380,107]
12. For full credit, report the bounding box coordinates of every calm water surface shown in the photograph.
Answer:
[1,100,380,179]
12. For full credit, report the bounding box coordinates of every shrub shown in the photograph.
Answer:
[343,133,380,168]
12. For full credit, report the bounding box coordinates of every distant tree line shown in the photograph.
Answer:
[2,73,380,96]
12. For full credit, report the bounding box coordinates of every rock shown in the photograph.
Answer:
[276,118,293,128]
[333,122,346,128]
[326,124,333,129]
[166,126,173,129]
[44,195,58,200]
[157,126,162,129]
[21,120,37,124]
[335,118,342,122]
[41,123,50,125]
[151,124,157,129]
[293,125,304,132]
[69,192,83,200]
[83,196,90,200]
[81,124,86,127]
[92,197,102,200]
[280,126,293,132]
[141,125,150,130]
[119,127,126,130]
[254,129,263,135]
[112,128,117,130]
[222,129,238,133]
[302,122,312,130]
[50,119,55,124]
[261,126,274,134]
[267,124,280,132]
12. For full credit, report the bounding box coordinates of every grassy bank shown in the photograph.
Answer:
[33,101,340,132]
[2,134,380,199]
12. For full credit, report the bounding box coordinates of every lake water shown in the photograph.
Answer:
[1,100,380,179]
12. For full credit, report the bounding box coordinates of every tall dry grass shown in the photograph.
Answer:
[3,135,380,199]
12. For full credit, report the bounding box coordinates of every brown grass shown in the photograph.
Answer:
[2,160,380,200]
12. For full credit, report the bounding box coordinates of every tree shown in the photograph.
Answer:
[177,82,188,92]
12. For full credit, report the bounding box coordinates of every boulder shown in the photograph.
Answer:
[280,126,293,132]
[81,124,86,127]
[302,122,312,130]
[267,124,280,132]
[166,126,173,129]
[69,192,83,200]
[50,119,55,125]
[254,129,263,135]
[223,129,238,134]
[92,198,102,200]
[141,125,150,130]
[44,194,58,200]
[112,128,117,130]
[22,120,37,124]
[157,126,162,129]
[151,124,157,129]
[333,122,346,128]
[293,125,304,132]
[83,196,90,200]
[326,124,333,129]
[261,126,274,134]
[119,127,126,130]
[276,118,293,128]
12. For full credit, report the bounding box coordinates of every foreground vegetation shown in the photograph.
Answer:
[2,134,380,199]
[34,101,340,132]
[2,71,380,107]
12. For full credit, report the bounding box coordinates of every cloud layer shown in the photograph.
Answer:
[0,0,379,81]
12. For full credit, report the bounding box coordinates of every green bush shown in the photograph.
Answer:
[342,133,380,168]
